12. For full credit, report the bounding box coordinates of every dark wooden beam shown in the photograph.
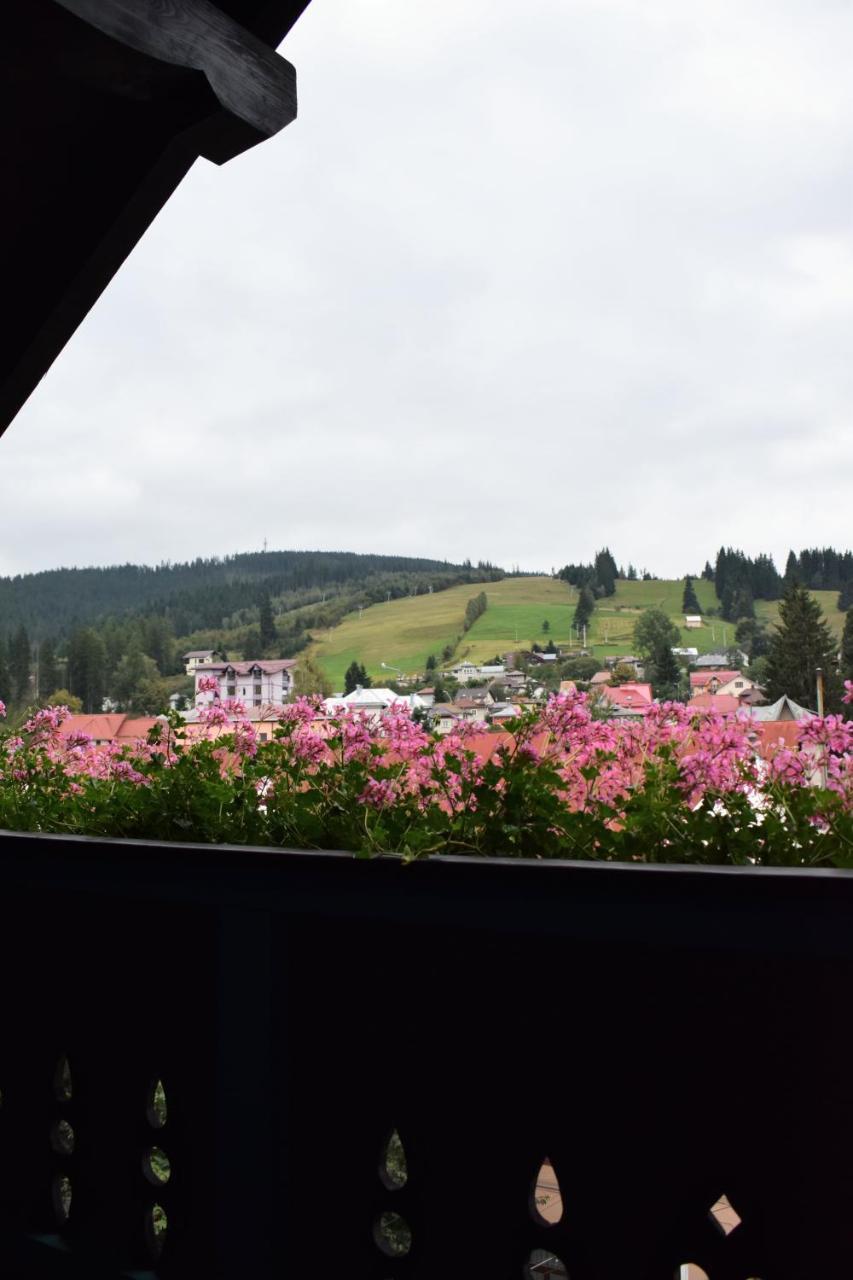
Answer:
[0,0,307,437]
[54,0,297,163]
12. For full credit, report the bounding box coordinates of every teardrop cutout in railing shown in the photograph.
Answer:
[53,1054,72,1103]
[52,1174,72,1224]
[145,1203,168,1261]
[530,1156,563,1226]
[143,1146,172,1186]
[374,1210,412,1257]
[525,1247,568,1278]
[146,1078,168,1129]
[708,1191,741,1236]
[50,1118,75,1156]
[379,1128,408,1190]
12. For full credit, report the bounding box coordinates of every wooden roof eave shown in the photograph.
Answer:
[0,0,308,437]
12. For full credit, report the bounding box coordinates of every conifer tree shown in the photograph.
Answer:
[841,609,853,692]
[343,661,371,694]
[764,583,842,711]
[682,576,701,613]
[573,586,595,631]
[258,590,277,651]
[649,640,682,700]
[0,638,11,707]
[67,628,107,714]
[10,625,31,704]
[38,637,61,699]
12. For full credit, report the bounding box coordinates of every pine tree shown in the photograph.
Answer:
[10,625,31,704]
[573,586,595,632]
[38,637,61,699]
[67,628,107,714]
[649,640,682,699]
[841,609,853,690]
[731,585,755,621]
[701,561,714,582]
[0,638,11,707]
[593,548,618,596]
[259,590,277,650]
[682,576,701,613]
[343,661,371,694]
[764,583,842,711]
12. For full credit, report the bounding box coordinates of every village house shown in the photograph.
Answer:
[684,614,702,630]
[449,659,507,685]
[589,671,612,688]
[596,682,654,716]
[194,659,297,707]
[448,697,490,723]
[183,648,223,676]
[323,686,427,722]
[449,659,480,685]
[693,651,748,670]
[58,713,162,747]
[181,704,286,743]
[428,703,485,734]
[689,670,755,699]
[453,687,493,707]
[487,704,520,726]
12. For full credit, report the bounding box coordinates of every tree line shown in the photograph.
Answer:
[0,548,502,639]
[0,560,505,718]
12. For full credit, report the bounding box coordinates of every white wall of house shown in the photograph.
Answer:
[195,665,293,707]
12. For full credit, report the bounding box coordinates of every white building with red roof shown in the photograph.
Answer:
[194,659,297,709]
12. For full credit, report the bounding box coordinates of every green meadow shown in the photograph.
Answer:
[308,576,845,691]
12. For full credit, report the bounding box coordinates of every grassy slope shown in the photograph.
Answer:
[309,577,846,690]
[755,591,845,643]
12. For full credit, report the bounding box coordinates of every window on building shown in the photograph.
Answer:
[227,685,236,697]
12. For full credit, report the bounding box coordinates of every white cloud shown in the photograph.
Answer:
[1,0,851,578]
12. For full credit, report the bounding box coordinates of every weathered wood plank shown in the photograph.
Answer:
[54,0,297,160]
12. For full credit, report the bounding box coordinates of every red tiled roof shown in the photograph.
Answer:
[601,682,653,708]
[204,660,297,675]
[689,694,741,713]
[689,670,741,689]
[753,721,802,756]
[59,714,160,743]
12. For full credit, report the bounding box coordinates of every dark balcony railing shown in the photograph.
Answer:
[1,829,852,1277]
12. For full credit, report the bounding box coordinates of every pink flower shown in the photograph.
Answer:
[0,700,5,719]
[197,675,220,694]
[357,777,396,809]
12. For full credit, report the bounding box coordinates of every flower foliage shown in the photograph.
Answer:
[0,688,851,865]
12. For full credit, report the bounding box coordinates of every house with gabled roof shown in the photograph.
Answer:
[195,659,297,708]
[183,648,224,675]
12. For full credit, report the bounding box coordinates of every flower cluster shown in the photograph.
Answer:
[0,692,850,865]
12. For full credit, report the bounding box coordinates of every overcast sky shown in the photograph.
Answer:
[2,0,852,579]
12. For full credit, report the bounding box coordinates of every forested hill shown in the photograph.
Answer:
[0,550,496,639]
